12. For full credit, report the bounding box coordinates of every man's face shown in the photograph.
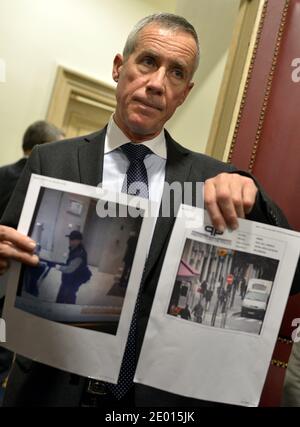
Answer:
[69,239,81,250]
[112,24,197,142]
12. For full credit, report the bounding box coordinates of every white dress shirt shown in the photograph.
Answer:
[102,116,166,204]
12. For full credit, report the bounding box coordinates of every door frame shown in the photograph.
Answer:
[46,66,116,131]
[205,0,267,161]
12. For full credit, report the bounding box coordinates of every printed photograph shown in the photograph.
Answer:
[167,238,279,335]
[15,187,143,335]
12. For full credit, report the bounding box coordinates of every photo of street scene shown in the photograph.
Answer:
[15,187,143,335]
[167,238,279,335]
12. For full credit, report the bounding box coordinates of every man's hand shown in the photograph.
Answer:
[0,225,39,275]
[204,173,258,231]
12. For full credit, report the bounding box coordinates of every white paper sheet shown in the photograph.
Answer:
[135,205,300,406]
[3,174,156,383]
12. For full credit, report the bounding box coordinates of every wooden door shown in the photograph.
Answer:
[63,96,112,138]
[47,67,116,138]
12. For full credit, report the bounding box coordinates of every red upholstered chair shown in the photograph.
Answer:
[226,0,300,406]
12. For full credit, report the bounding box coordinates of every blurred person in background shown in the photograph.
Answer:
[0,120,64,392]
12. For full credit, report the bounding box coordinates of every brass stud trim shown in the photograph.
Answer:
[228,0,269,164]
[278,336,293,345]
[228,0,290,172]
[248,0,290,172]
[271,359,288,369]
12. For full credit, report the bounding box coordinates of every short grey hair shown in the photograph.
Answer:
[123,13,200,73]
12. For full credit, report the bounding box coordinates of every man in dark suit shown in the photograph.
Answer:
[0,13,296,407]
[0,120,64,390]
[56,231,91,304]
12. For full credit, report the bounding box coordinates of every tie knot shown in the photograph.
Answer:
[121,143,152,163]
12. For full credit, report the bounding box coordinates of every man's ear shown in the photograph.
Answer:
[179,81,194,106]
[112,54,124,83]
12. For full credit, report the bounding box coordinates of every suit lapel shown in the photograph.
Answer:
[77,128,106,186]
[143,131,193,285]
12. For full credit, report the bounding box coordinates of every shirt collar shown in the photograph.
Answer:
[105,115,167,159]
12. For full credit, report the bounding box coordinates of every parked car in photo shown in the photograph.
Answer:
[241,278,272,320]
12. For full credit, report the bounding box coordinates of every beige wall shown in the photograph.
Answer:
[0,0,176,166]
[0,0,240,166]
[168,0,241,153]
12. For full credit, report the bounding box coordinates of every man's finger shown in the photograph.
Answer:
[0,225,36,252]
[229,179,245,220]
[204,180,227,232]
[0,242,39,266]
[213,178,239,230]
[241,178,258,214]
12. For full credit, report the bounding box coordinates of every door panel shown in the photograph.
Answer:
[47,67,116,136]
[63,97,112,138]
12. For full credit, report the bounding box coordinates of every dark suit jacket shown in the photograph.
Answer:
[0,128,291,407]
[0,158,27,219]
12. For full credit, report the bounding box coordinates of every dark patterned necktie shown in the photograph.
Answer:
[121,143,151,198]
[107,142,151,399]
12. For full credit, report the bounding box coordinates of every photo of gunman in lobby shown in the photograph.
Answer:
[55,230,91,304]
[16,188,142,333]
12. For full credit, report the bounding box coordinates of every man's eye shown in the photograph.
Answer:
[141,56,155,67]
[172,68,184,79]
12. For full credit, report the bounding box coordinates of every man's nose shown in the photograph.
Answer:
[146,68,166,95]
